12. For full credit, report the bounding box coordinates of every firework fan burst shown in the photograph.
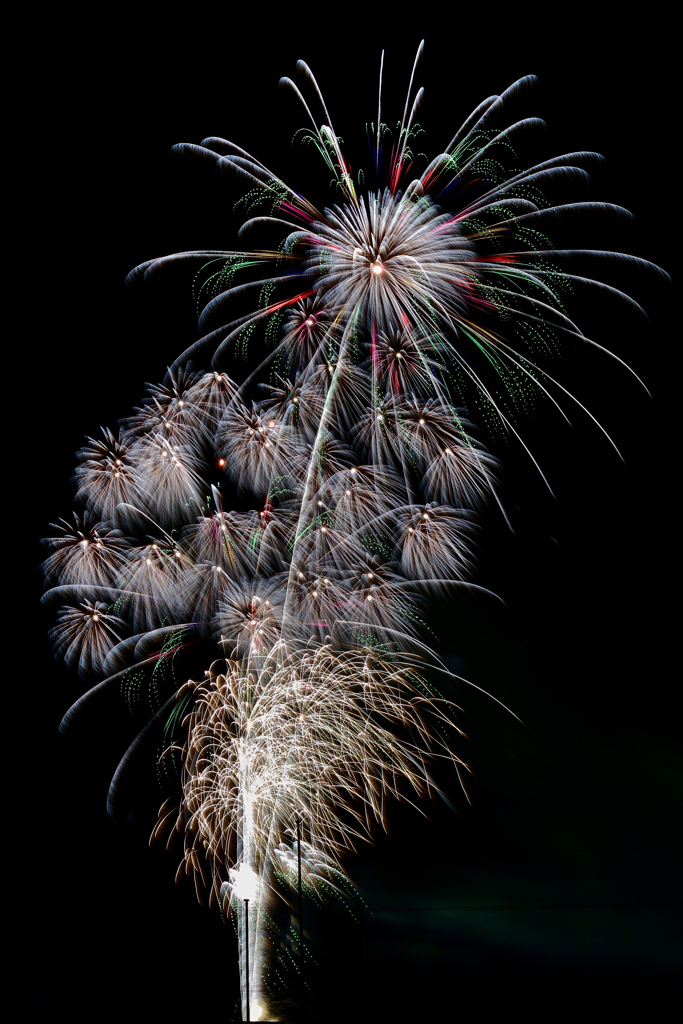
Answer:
[43,42,667,1021]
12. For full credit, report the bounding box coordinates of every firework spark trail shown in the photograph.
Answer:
[42,44,666,1020]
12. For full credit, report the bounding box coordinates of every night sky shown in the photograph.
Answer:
[10,8,679,1021]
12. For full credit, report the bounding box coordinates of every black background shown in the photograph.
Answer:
[9,5,679,1021]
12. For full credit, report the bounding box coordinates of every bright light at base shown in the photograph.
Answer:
[230,862,259,901]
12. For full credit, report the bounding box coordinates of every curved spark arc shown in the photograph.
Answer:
[42,43,666,1021]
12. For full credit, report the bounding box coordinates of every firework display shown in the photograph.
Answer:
[43,44,664,1020]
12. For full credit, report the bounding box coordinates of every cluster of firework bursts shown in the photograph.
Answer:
[43,43,664,1020]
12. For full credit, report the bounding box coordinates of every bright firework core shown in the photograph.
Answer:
[306,189,476,333]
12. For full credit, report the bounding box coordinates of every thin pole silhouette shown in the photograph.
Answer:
[245,898,250,1023]
[297,818,304,1022]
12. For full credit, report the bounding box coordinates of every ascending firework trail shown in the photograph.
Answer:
[43,43,666,1021]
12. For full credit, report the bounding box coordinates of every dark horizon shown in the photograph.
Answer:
[10,10,678,1021]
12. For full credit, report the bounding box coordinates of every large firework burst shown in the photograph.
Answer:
[43,43,665,1020]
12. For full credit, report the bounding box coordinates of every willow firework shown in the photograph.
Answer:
[43,43,664,1020]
